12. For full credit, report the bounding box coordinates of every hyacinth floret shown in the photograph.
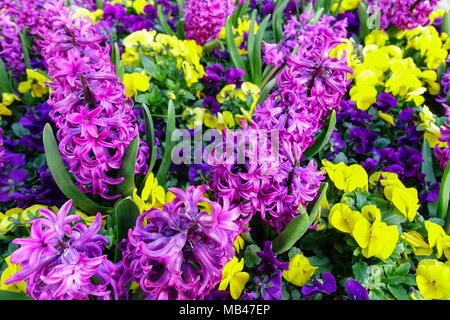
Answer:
[41,1,149,199]
[4,200,117,300]
[0,11,25,76]
[183,0,236,45]
[118,185,244,300]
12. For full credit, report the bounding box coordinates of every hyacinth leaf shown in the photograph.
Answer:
[176,18,185,40]
[112,42,124,81]
[442,12,450,36]
[272,0,290,42]
[18,27,31,70]
[43,123,110,215]
[308,182,328,226]
[0,290,33,300]
[314,0,331,15]
[437,161,450,226]
[156,100,176,186]
[421,138,437,184]
[272,211,309,254]
[303,110,336,159]
[247,10,257,85]
[203,40,220,52]
[0,58,12,94]
[256,77,276,106]
[157,5,175,36]
[358,2,370,41]
[140,103,155,162]
[252,14,270,86]
[116,137,140,198]
[232,0,250,26]
[332,0,344,17]
[96,0,104,9]
[113,198,140,262]
[225,18,248,81]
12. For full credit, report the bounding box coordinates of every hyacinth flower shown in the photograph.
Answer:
[183,0,236,45]
[4,200,118,300]
[434,104,450,169]
[0,11,25,76]
[41,1,149,199]
[367,0,440,30]
[118,185,244,300]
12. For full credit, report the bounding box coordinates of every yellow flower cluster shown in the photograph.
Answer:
[369,171,420,222]
[322,161,368,192]
[218,16,259,56]
[0,93,20,120]
[73,7,103,24]
[328,203,399,260]
[417,105,448,149]
[331,0,361,14]
[132,172,175,214]
[122,30,205,87]
[123,71,151,98]
[111,0,153,14]
[184,81,260,132]
[350,28,443,110]
[18,69,50,98]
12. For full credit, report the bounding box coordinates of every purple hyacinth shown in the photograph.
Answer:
[435,103,450,169]
[0,11,25,76]
[5,200,118,300]
[183,0,236,45]
[41,1,149,199]
[118,185,244,300]
[437,68,450,104]
[367,0,439,30]
[0,128,5,167]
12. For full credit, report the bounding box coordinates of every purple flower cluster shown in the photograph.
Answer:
[262,12,347,67]
[437,68,450,104]
[41,1,149,199]
[367,0,439,30]
[5,200,118,300]
[118,185,244,300]
[183,0,236,45]
[0,10,25,76]
[301,272,337,299]
[434,103,450,169]
[0,128,5,167]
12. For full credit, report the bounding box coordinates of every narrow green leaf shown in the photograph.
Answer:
[272,0,290,42]
[140,53,164,82]
[421,138,437,184]
[116,137,140,197]
[247,10,257,84]
[272,213,309,254]
[438,161,450,226]
[0,290,33,300]
[308,183,328,225]
[225,18,248,81]
[157,5,175,36]
[18,27,31,70]
[156,100,176,186]
[252,14,270,85]
[256,77,277,106]
[43,124,110,215]
[176,18,185,40]
[113,198,140,262]
[332,0,344,17]
[238,0,250,19]
[140,103,155,159]
[442,12,450,36]
[303,110,336,159]
[112,42,124,81]
[96,0,104,9]
[358,2,370,42]
[0,58,12,93]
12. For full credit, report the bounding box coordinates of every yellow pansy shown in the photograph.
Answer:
[73,7,103,24]
[0,93,20,119]
[0,256,26,293]
[121,47,140,67]
[369,171,400,189]
[378,111,395,126]
[123,29,156,48]
[363,47,390,73]
[323,161,368,192]
[132,172,170,213]
[331,0,361,14]
[0,208,22,234]
[353,217,399,260]
[384,184,420,222]
[282,254,317,287]
[425,221,450,260]
[416,259,450,300]
[329,39,358,74]
[123,72,150,98]
[361,205,381,223]
[424,131,448,149]
[401,231,433,256]
[18,69,49,98]
[20,204,49,222]
[349,84,378,111]
[365,30,389,48]
[216,84,239,104]
[218,257,249,299]
[420,70,440,95]
[233,234,245,253]
[328,203,364,235]
[133,0,149,14]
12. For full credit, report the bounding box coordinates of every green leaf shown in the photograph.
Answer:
[113,198,140,262]
[247,10,257,84]
[202,40,220,52]
[332,0,344,16]
[272,213,309,254]
[225,18,248,81]
[116,137,139,197]
[442,12,450,36]
[303,110,336,159]
[243,244,262,268]
[176,18,185,39]
[308,183,328,225]
[0,290,33,300]
[352,261,369,284]
[358,2,370,42]
[156,100,176,186]
[112,42,124,81]
[272,0,290,42]
[387,284,409,300]
[438,161,450,230]
[251,14,270,85]
[96,0,104,9]
[43,124,110,215]
[140,103,155,165]
[256,76,277,106]
[0,58,12,94]
[140,53,163,82]
[18,27,31,70]
[157,5,175,36]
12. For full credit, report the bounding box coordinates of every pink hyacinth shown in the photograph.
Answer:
[41,0,148,199]
[367,0,439,30]
[0,10,25,76]
[5,200,118,300]
[118,185,243,300]
[183,0,236,45]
